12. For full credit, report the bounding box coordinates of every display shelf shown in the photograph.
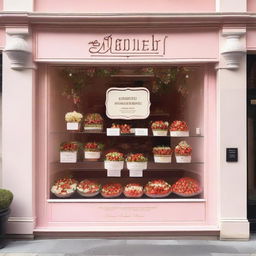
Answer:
[52,161,204,170]
[47,198,206,203]
[50,131,204,138]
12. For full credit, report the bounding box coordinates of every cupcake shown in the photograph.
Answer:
[153,146,173,163]
[77,179,101,197]
[101,183,123,198]
[174,141,192,163]
[84,142,104,161]
[84,113,103,131]
[170,121,189,137]
[124,183,144,198]
[51,177,78,198]
[151,121,169,136]
[144,179,172,198]
[126,153,148,171]
[65,111,83,131]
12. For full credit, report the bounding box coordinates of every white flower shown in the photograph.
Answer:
[65,111,83,123]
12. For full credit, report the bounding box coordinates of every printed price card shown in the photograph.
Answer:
[107,128,120,136]
[135,128,148,136]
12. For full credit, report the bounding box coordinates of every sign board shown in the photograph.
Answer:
[226,148,238,162]
[106,87,151,120]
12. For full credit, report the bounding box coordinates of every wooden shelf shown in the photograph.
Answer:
[52,161,204,170]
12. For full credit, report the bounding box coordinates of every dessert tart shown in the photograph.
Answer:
[77,179,101,197]
[101,183,123,198]
[51,177,78,198]
[144,179,172,198]
[124,183,144,198]
[172,177,202,197]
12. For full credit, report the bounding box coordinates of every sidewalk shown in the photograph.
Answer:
[1,236,256,256]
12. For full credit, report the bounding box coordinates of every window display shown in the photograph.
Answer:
[48,66,204,201]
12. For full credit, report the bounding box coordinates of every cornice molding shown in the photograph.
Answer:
[0,12,256,27]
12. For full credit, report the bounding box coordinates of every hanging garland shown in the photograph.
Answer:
[61,66,190,109]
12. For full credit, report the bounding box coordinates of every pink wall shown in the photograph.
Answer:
[35,0,215,13]
[248,0,256,12]
[247,28,256,51]
[0,28,5,49]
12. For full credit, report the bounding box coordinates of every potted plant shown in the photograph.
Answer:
[60,141,79,163]
[104,152,124,173]
[65,111,83,131]
[84,113,103,131]
[126,153,148,171]
[170,120,189,137]
[84,142,104,161]
[153,146,173,163]
[0,189,13,248]
[174,141,192,163]
[151,121,169,136]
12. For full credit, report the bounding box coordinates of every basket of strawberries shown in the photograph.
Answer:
[144,179,172,198]
[77,179,101,197]
[60,141,80,163]
[84,113,103,131]
[174,141,192,163]
[172,177,202,197]
[170,120,189,137]
[153,146,173,163]
[84,142,104,161]
[51,177,78,198]
[151,121,169,136]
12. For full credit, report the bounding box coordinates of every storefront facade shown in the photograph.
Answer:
[0,0,253,240]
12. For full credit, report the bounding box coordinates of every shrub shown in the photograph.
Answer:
[0,189,13,210]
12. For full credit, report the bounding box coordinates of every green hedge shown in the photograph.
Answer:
[0,189,13,210]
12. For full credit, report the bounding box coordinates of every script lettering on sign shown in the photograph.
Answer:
[106,87,151,120]
[89,34,167,57]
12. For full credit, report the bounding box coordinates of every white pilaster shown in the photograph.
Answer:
[2,27,35,234]
[217,28,249,240]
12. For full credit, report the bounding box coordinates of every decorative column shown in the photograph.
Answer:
[2,26,36,235]
[217,28,249,240]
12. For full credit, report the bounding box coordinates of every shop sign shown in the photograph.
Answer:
[106,87,151,119]
[89,34,167,57]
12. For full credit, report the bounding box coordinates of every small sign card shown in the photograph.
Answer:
[67,122,79,130]
[107,169,121,177]
[107,128,120,136]
[129,169,143,177]
[60,152,77,163]
[135,128,148,136]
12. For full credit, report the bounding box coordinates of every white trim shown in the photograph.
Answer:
[34,225,219,232]
[8,217,36,222]
[47,199,206,203]
[35,59,218,64]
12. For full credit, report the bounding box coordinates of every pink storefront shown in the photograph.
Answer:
[1,0,254,240]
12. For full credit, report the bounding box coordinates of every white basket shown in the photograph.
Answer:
[127,161,147,171]
[66,122,80,131]
[60,152,77,163]
[84,151,101,160]
[104,161,124,170]
[152,130,168,136]
[84,125,103,131]
[154,155,172,163]
[170,131,189,137]
[175,155,192,163]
